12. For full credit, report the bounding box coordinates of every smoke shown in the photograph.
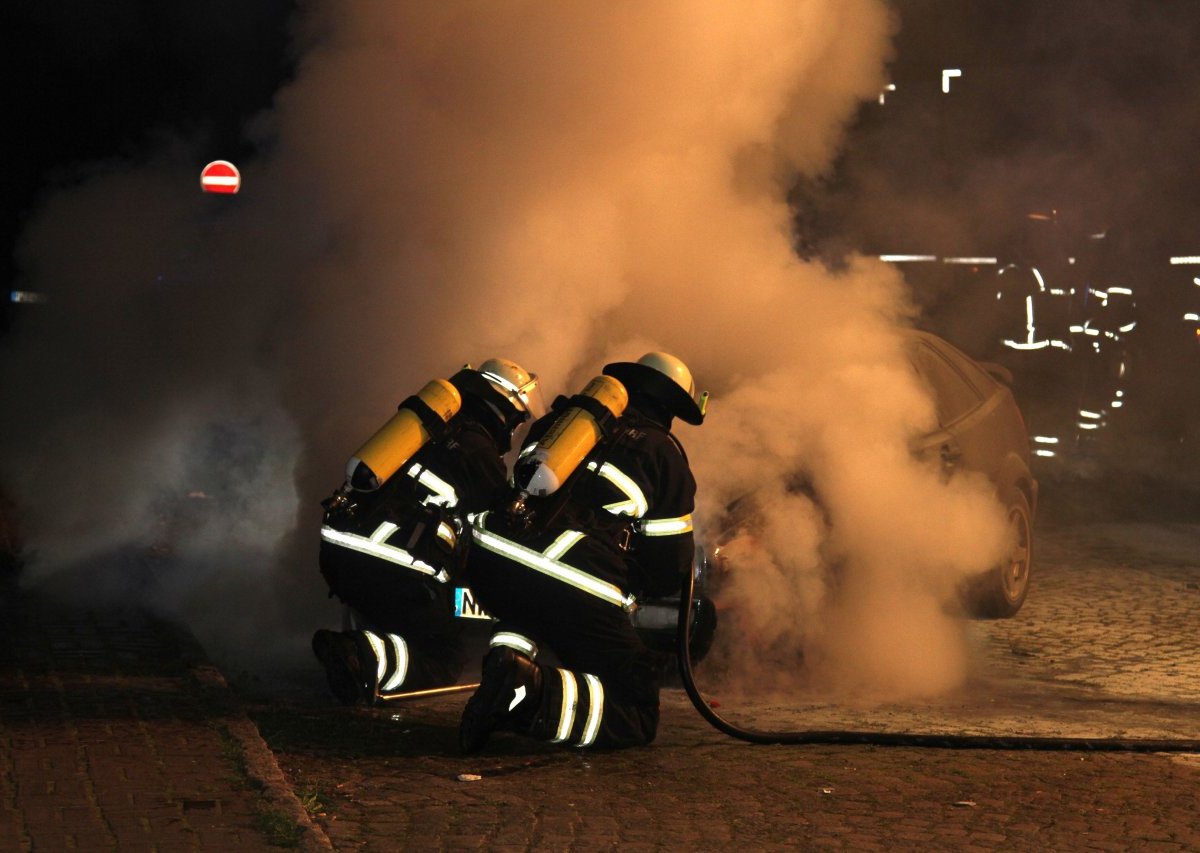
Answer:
[1,1,1011,699]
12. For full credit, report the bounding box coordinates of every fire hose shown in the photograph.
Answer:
[675,569,1200,752]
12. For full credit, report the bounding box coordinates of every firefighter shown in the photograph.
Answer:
[459,352,705,752]
[312,358,543,705]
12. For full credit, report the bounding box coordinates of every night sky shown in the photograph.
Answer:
[5,1,1199,308]
[2,0,297,330]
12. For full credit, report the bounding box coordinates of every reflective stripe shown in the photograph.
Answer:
[362,630,387,690]
[638,514,693,536]
[437,521,457,547]
[577,674,604,747]
[321,524,450,584]
[544,530,584,561]
[490,631,539,660]
[372,522,398,542]
[552,669,578,744]
[381,633,409,693]
[586,461,648,517]
[406,463,459,508]
[472,515,636,611]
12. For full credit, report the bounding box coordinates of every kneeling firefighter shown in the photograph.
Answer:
[460,351,706,752]
[312,358,544,705]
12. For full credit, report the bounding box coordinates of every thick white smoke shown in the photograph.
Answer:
[1,2,1009,698]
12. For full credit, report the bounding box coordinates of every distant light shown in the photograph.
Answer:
[1032,268,1046,292]
[943,256,997,265]
[1108,286,1133,295]
[879,254,937,262]
[1034,449,1057,458]
[1068,257,1076,265]
[200,160,241,194]
[1193,277,1200,287]
[1033,436,1060,444]
[878,83,896,105]
[1169,256,1200,265]
[941,68,962,93]
[10,290,47,304]
[1115,390,1124,397]
[1185,313,1200,322]
[1079,410,1103,420]
[1078,422,1100,431]
[1111,400,1123,408]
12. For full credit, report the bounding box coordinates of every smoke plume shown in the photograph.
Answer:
[1,1,1010,699]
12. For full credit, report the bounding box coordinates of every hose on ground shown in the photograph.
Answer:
[675,569,1200,752]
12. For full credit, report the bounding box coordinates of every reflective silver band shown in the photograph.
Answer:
[406,463,459,508]
[586,460,647,517]
[638,514,694,536]
[381,633,409,693]
[544,530,584,561]
[472,514,636,612]
[552,668,578,744]
[362,630,387,691]
[489,631,539,660]
[577,673,604,747]
[321,523,451,584]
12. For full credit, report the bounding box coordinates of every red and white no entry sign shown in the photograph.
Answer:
[200,160,241,194]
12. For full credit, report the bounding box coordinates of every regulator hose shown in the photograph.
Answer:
[675,569,1200,752]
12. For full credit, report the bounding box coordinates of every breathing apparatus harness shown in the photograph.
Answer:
[675,568,1200,752]
[502,381,631,546]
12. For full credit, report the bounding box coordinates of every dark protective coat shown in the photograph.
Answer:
[467,404,697,748]
[319,409,508,689]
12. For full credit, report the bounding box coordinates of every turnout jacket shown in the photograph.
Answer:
[472,406,697,605]
[321,418,508,589]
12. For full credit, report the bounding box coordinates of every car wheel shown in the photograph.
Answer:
[962,488,1033,619]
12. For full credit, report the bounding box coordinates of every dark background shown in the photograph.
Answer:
[3,0,1198,513]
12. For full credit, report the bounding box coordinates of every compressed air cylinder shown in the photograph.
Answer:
[346,379,462,491]
[516,374,628,497]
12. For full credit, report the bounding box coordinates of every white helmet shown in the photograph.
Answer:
[476,357,546,422]
[603,351,706,424]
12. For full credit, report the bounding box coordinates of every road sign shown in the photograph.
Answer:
[200,160,241,194]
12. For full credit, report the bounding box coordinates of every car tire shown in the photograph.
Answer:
[961,487,1033,619]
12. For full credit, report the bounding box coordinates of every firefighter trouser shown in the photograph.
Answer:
[319,541,466,692]
[467,535,667,749]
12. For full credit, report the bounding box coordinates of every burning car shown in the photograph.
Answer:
[906,329,1038,618]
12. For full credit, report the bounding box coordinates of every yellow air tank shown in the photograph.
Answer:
[346,379,462,491]
[516,374,628,497]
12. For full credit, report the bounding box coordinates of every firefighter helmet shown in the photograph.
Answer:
[476,357,545,422]
[603,351,705,425]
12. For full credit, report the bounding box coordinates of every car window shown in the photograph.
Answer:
[911,341,985,426]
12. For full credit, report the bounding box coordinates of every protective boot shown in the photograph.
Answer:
[459,646,544,753]
[525,667,608,748]
[311,629,376,706]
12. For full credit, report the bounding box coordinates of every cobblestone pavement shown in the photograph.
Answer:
[1,522,1198,851]
[0,587,329,852]
[254,522,1200,851]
